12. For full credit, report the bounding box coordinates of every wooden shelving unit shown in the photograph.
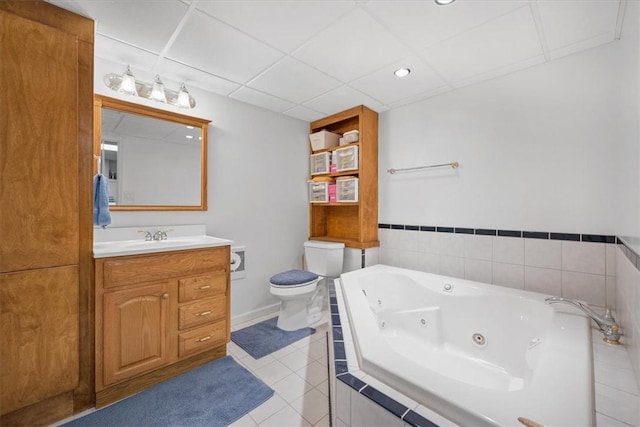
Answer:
[308,105,379,249]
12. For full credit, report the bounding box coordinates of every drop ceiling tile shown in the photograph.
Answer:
[350,55,449,104]
[536,1,619,51]
[229,87,296,113]
[548,32,616,61]
[451,55,545,89]
[247,57,341,104]
[95,35,161,69]
[168,9,284,83]
[283,106,325,122]
[49,0,188,53]
[303,85,383,115]
[420,6,543,84]
[292,8,410,82]
[387,86,453,109]
[157,58,241,96]
[196,1,356,53]
[364,0,528,51]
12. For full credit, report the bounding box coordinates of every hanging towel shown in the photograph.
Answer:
[93,174,111,228]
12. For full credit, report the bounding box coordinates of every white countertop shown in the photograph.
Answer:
[93,225,232,258]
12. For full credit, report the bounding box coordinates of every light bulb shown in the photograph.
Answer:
[119,66,138,96]
[177,83,192,109]
[150,75,167,103]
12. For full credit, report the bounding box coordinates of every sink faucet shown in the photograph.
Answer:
[144,231,153,241]
[545,297,622,345]
[153,230,167,240]
[153,230,168,241]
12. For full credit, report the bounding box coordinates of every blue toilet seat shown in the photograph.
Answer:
[269,269,319,288]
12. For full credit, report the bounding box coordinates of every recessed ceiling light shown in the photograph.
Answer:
[435,0,456,5]
[394,68,411,78]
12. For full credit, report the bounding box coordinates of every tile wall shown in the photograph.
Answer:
[615,241,640,386]
[378,225,617,309]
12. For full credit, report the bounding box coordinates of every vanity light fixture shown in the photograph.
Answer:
[435,0,456,5]
[103,65,196,109]
[150,75,167,103]
[394,68,411,78]
[119,66,138,96]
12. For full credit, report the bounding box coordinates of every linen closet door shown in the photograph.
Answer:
[0,8,81,418]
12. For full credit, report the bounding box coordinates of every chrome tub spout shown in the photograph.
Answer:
[545,297,622,345]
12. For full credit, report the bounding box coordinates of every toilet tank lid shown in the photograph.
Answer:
[304,240,345,249]
[270,269,319,286]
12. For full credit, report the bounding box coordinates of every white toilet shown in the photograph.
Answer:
[270,241,345,331]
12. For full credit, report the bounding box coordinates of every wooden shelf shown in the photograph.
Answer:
[309,170,359,180]
[310,202,359,207]
[308,105,378,249]
[310,142,359,154]
[309,235,380,250]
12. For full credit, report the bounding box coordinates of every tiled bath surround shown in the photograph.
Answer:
[616,239,640,389]
[329,277,640,427]
[378,225,617,309]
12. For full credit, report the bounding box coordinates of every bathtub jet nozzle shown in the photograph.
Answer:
[545,297,622,345]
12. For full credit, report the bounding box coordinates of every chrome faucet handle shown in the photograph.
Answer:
[138,230,154,241]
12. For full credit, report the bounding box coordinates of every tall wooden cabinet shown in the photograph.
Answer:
[309,106,379,249]
[0,2,94,425]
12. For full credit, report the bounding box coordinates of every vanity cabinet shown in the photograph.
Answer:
[308,105,379,249]
[95,246,230,407]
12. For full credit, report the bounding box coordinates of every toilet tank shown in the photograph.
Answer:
[304,240,345,277]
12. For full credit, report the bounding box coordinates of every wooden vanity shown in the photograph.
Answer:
[94,245,230,407]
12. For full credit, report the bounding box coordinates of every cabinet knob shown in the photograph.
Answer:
[196,310,212,317]
[162,293,169,299]
[197,335,211,342]
[196,285,211,290]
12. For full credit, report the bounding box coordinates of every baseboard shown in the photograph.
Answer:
[231,303,279,326]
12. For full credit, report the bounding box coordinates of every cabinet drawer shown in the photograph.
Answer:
[178,320,226,357]
[179,296,225,330]
[102,247,229,289]
[178,273,226,302]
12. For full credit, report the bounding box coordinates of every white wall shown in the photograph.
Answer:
[379,18,639,237]
[95,57,310,323]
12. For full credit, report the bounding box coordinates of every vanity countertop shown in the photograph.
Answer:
[93,225,232,258]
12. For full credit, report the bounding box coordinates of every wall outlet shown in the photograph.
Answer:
[231,246,245,280]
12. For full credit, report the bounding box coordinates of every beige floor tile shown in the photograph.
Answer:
[272,373,314,403]
[249,394,287,424]
[291,388,329,425]
[254,360,293,386]
[259,404,311,427]
[296,360,328,386]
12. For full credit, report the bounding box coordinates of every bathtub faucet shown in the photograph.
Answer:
[545,297,621,345]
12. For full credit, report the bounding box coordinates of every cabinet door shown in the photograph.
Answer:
[0,267,79,415]
[103,282,170,386]
[0,10,79,273]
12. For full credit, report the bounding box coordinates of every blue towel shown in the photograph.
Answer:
[93,174,111,228]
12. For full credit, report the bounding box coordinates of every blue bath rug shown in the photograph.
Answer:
[231,317,316,359]
[63,356,273,427]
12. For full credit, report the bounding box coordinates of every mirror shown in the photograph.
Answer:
[94,95,210,211]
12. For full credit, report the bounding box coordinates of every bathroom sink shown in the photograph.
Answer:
[93,235,232,258]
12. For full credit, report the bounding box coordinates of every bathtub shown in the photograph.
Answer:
[338,264,595,427]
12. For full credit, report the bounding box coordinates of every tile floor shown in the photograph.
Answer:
[228,313,331,427]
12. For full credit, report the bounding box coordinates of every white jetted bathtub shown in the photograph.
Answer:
[339,264,595,427]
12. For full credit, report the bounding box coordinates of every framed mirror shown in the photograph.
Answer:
[94,95,210,211]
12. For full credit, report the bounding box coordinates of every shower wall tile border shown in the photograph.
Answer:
[377,223,636,271]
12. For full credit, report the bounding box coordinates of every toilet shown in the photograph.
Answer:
[270,241,345,331]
